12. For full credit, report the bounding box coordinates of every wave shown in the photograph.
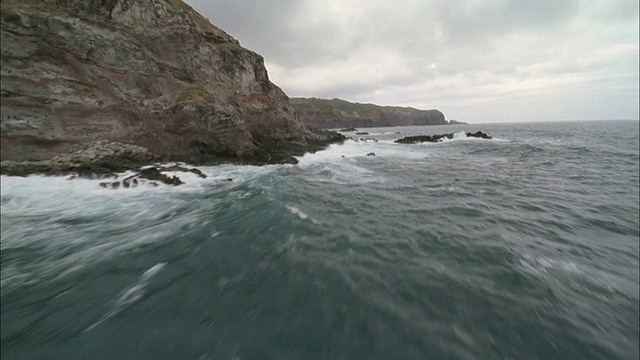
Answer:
[86,263,166,331]
[285,204,319,224]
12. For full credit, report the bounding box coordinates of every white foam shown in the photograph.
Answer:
[0,163,283,287]
[285,205,309,220]
[295,139,433,166]
[519,254,582,276]
[435,131,476,142]
[285,204,320,224]
[433,131,509,142]
[86,263,166,331]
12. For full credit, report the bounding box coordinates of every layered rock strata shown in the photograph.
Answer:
[1,0,344,175]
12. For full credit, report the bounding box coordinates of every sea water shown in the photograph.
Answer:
[1,120,638,359]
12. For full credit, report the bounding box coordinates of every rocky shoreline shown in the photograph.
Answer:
[0,0,347,177]
[0,130,494,187]
[0,129,346,178]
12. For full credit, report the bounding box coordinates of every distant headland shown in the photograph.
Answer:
[290,97,466,129]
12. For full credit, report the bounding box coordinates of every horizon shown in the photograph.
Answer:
[185,0,639,123]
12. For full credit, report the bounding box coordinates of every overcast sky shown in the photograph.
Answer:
[185,0,639,122]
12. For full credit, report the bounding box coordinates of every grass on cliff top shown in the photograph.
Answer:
[290,97,434,114]
[290,97,379,112]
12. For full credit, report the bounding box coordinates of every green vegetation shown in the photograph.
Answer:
[290,97,448,128]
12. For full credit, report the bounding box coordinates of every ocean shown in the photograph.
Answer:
[1,120,638,360]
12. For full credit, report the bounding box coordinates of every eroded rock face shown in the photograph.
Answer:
[0,0,344,173]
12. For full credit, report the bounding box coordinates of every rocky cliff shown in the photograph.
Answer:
[0,0,343,174]
[290,97,449,129]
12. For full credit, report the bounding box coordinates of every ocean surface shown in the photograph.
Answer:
[1,120,638,360]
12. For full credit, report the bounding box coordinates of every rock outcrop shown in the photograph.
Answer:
[290,97,447,129]
[395,131,492,144]
[98,165,207,188]
[0,0,345,174]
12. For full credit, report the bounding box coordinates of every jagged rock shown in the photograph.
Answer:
[466,131,492,139]
[138,168,183,186]
[340,127,358,132]
[0,0,345,176]
[395,131,492,144]
[367,152,376,156]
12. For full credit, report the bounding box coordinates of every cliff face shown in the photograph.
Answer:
[290,98,447,129]
[0,0,341,169]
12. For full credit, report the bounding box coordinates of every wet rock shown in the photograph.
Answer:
[466,131,492,139]
[188,168,207,178]
[94,164,209,189]
[395,131,492,144]
[356,132,369,135]
[138,168,183,186]
[367,152,376,156]
[340,127,358,132]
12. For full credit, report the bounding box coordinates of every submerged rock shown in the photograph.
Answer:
[395,131,492,144]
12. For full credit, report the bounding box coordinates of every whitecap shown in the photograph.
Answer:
[285,204,320,224]
[86,263,166,331]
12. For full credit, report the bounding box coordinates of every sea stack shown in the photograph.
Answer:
[0,0,345,175]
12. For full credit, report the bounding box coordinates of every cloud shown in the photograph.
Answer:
[186,0,639,122]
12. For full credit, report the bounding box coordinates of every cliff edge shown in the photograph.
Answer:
[0,0,343,174]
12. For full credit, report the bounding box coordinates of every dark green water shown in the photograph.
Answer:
[1,120,639,359]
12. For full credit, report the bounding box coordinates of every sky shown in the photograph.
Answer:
[185,0,639,122]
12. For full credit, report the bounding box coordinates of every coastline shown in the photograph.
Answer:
[0,129,346,178]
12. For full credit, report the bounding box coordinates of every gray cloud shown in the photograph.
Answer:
[186,0,639,122]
